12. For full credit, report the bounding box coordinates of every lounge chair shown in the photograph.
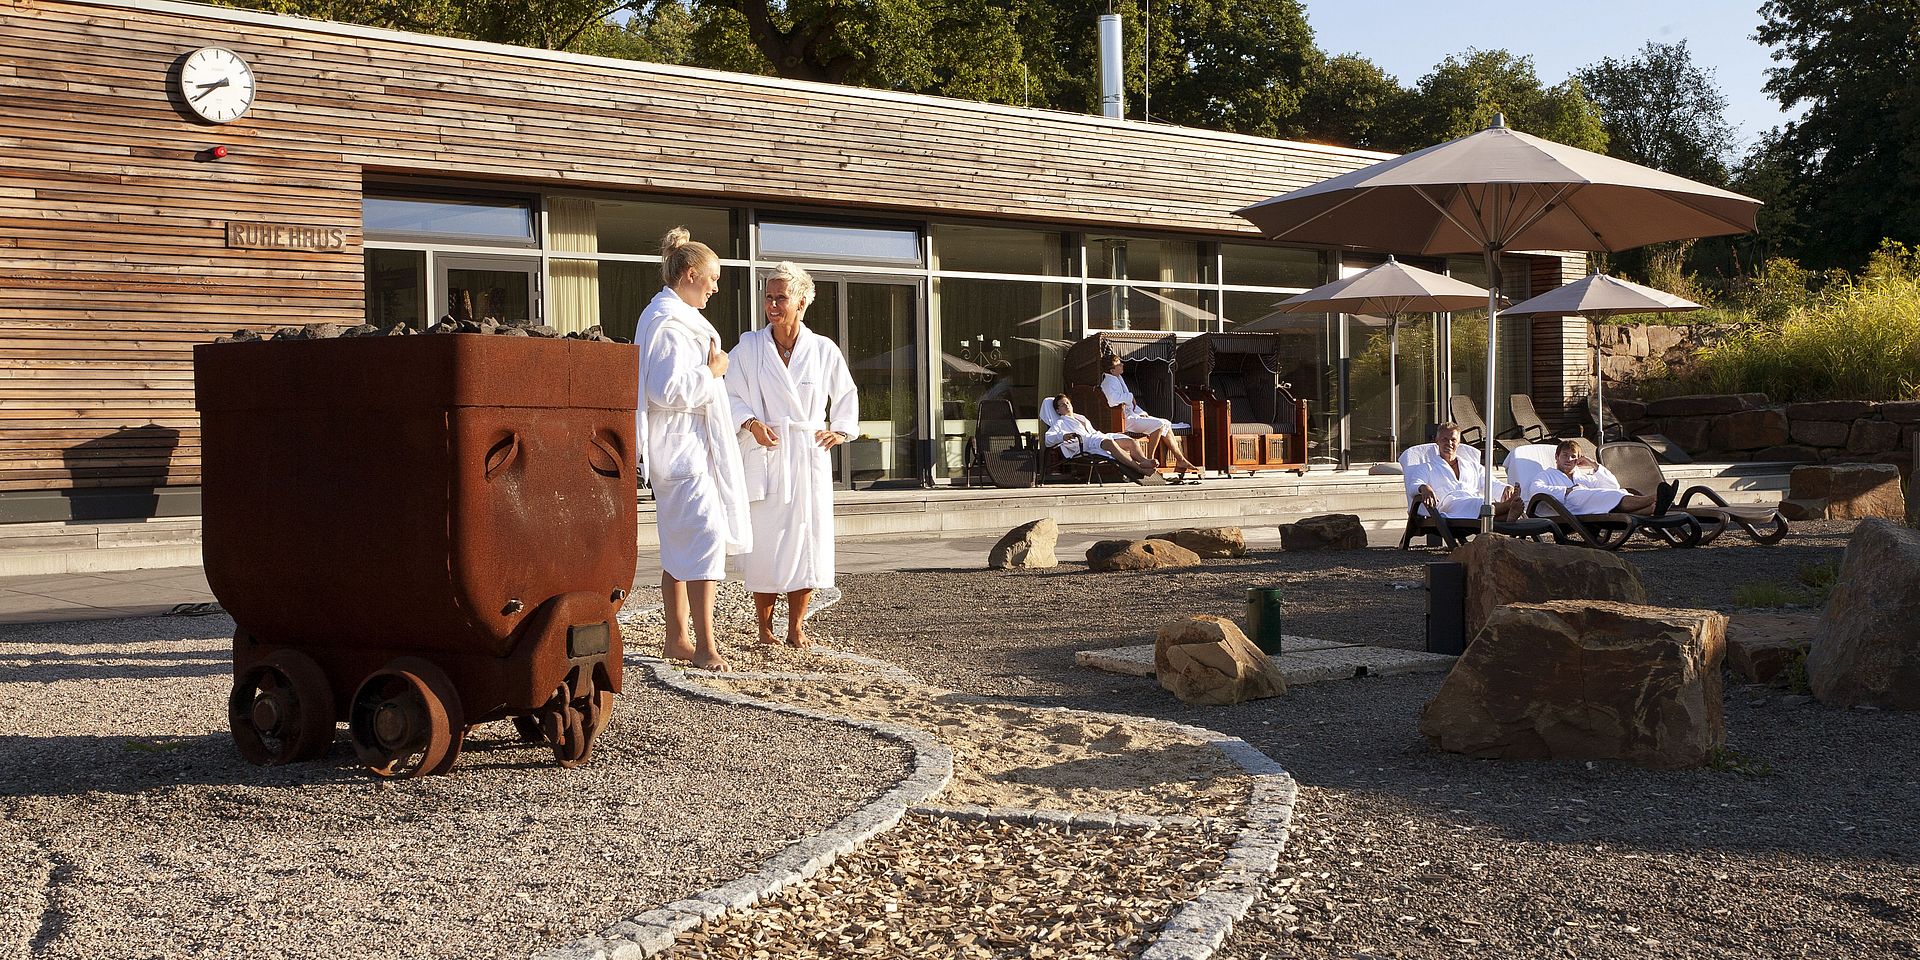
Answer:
[1505,444,1702,550]
[1598,440,1789,545]
[1448,395,1528,453]
[1036,397,1150,485]
[970,398,1038,489]
[1586,390,1631,444]
[1395,443,1560,549]
[1508,393,1558,445]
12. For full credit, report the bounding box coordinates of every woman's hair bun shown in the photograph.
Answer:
[660,226,691,254]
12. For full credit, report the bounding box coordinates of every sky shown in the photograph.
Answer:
[1298,0,1804,154]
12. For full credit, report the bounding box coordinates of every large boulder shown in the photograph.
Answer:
[1707,408,1789,451]
[1085,538,1200,572]
[1154,526,1247,558]
[1154,615,1286,706]
[1419,600,1727,768]
[1880,400,1920,424]
[1451,534,1648,639]
[1788,463,1907,521]
[988,518,1058,570]
[1726,611,1814,687]
[1807,518,1920,709]
[1788,419,1851,448]
[1279,513,1367,551]
[1847,418,1903,454]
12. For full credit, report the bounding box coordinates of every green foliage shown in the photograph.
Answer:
[1400,49,1607,152]
[1778,650,1812,696]
[1691,242,1920,402]
[1796,559,1839,605]
[1284,54,1408,150]
[1755,0,1920,270]
[1575,41,1733,185]
[1732,581,1801,609]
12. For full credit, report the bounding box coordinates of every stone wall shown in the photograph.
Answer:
[1591,322,1735,391]
[1613,394,1920,475]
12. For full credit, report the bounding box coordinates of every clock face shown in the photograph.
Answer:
[179,47,255,124]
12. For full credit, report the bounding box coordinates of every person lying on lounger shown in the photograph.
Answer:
[1044,394,1163,479]
[1526,438,1674,516]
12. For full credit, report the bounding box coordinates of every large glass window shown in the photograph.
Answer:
[1222,243,1323,288]
[1087,236,1207,285]
[931,279,1079,476]
[1086,284,1216,333]
[761,221,921,265]
[363,193,534,243]
[364,250,425,330]
[931,224,1069,276]
[549,197,733,257]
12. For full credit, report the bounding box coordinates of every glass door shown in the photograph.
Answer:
[754,271,925,488]
[436,254,541,324]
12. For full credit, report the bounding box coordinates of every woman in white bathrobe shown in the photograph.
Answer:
[725,262,857,649]
[1526,439,1665,515]
[636,227,752,672]
[1098,356,1200,475]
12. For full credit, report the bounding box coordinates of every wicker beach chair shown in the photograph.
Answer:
[1598,440,1789,545]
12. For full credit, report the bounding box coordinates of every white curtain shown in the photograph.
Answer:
[548,198,599,334]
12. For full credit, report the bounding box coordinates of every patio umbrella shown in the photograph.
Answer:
[1262,256,1495,460]
[1499,273,1702,440]
[1235,114,1759,526]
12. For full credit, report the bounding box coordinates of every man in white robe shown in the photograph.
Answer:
[1098,356,1199,474]
[726,264,857,648]
[1405,422,1522,521]
[1040,395,1161,480]
[1525,439,1667,515]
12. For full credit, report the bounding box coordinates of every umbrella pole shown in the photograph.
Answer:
[1482,249,1501,533]
[1389,316,1400,457]
[1596,335,1606,441]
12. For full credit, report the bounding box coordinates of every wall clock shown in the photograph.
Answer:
[179,46,255,124]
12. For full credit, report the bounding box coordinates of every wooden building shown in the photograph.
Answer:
[0,0,1584,522]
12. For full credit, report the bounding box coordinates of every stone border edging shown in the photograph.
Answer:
[532,654,954,960]
[537,647,1299,960]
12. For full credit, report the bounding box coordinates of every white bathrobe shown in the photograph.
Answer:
[1402,444,1502,520]
[1099,373,1174,434]
[636,287,751,582]
[1526,463,1630,515]
[725,324,858,594]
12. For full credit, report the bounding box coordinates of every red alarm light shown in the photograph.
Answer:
[210,145,229,159]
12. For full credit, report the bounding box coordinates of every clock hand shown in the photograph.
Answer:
[192,79,230,101]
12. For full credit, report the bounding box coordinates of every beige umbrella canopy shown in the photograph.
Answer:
[1262,256,1495,459]
[1234,115,1760,524]
[1500,273,1703,439]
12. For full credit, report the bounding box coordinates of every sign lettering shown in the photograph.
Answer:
[226,222,350,251]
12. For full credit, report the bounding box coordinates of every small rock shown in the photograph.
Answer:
[989,518,1059,570]
[1153,527,1246,558]
[1085,539,1201,572]
[1278,514,1366,551]
[1154,615,1286,706]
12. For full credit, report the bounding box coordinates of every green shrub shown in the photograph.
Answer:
[1796,560,1840,605]
[1688,242,1920,402]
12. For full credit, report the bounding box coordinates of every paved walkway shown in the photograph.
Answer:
[0,525,1414,626]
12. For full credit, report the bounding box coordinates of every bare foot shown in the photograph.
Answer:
[756,625,780,646]
[785,629,812,650]
[662,638,696,661]
[693,650,732,672]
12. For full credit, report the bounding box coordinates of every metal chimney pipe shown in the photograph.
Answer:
[1098,10,1123,119]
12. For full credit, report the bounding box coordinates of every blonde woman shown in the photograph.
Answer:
[635,227,751,672]
[726,262,858,648]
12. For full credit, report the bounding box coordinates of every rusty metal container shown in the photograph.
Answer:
[195,334,638,776]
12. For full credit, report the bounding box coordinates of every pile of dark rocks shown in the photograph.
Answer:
[215,316,621,343]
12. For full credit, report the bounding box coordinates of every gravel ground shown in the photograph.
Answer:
[0,614,909,960]
[670,813,1234,959]
[812,520,1920,960]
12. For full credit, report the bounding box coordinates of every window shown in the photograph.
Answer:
[364,250,425,329]
[760,221,922,265]
[363,193,534,244]
[549,197,733,257]
[931,224,1069,275]
[1222,243,1323,288]
[1087,236,1207,285]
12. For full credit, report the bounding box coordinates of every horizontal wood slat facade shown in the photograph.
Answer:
[1,0,1568,508]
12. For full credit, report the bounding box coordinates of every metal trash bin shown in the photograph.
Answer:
[1425,560,1468,656]
[196,334,638,777]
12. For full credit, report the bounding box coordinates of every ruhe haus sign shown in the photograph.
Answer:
[226,221,348,251]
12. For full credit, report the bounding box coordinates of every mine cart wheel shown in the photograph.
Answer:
[347,658,464,778]
[549,674,617,770]
[228,650,336,766]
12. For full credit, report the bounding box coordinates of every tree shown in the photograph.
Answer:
[1576,41,1734,185]
[1756,0,1920,269]
[1282,53,1411,151]
[219,0,652,53]
[1402,49,1607,152]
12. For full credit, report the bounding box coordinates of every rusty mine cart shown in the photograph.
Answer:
[195,334,639,777]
